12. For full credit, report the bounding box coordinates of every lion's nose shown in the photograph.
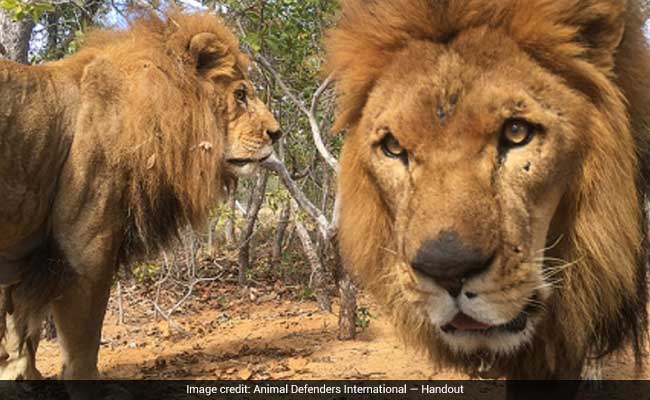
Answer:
[267,129,283,144]
[411,231,493,297]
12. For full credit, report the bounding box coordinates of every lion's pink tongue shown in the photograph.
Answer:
[450,313,491,331]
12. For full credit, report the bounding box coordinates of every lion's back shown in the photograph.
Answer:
[0,60,76,250]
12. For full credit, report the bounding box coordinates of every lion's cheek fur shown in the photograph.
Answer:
[338,136,458,369]
[338,138,393,288]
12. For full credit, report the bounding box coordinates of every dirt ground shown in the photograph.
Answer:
[34,284,647,381]
[36,292,459,380]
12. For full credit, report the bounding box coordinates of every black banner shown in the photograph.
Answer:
[0,380,649,400]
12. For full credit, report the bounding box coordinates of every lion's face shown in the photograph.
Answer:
[186,30,281,179]
[221,79,281,177]
[339,33,590,356]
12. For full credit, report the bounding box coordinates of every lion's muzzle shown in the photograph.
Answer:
[410,230,493,297]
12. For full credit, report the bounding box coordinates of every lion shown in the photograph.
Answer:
[326,0,650,395]
[0,9,280,389]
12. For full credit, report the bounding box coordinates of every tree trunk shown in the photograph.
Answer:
[0,9,34,63]
[272,202,291,261]
[291,201,331,312]
[331,237,357,340]
[238,171,268,285]
[337,267,357,340]
[224,190,237,246]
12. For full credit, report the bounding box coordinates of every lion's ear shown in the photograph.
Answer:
[570,0,627,71]
[189,32,235,74]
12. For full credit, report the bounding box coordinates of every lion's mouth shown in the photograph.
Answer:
[441,310,528,335]
[441,298,538,336]
[227,153,271,167]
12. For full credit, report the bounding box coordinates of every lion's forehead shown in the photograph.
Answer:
[374,45,572,150]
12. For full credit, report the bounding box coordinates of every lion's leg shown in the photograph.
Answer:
[50,276,135,400]
[0,311,45,380]
[50,273,113,381]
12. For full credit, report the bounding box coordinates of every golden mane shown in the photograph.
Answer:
[326,0,650,374]
[326,0,650,132]
[71,10,250,255]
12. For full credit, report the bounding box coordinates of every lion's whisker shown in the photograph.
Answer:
[535,234,565,254]
[542,259,582,278]
[534,256,571,265]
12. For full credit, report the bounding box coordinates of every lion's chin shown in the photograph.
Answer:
[413,286,543,356]
[437,314,538,356]
[225,161,260,177]
[225,150,272,177]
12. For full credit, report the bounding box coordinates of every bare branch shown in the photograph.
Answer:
[255,54,339,171]
[291,200,332,312]
[116,281,125,325]
[167,275,224,317]
[255,54,310,115]
[110,0,127,20]
[272,202,291,261]
[262,153,329,239]
[224,193,237,245]
[148,301,187,335]
[153,251,173,321]
[309,74,338,171]
[235,200,248,216]
[238,171,268,285]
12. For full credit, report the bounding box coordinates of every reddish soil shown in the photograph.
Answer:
[34,285,646,381]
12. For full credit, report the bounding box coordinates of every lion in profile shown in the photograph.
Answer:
[326,0,650,394]
[0,9,280,387]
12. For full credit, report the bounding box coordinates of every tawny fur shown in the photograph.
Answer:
[326,0,650,379]
[0,10,278,384]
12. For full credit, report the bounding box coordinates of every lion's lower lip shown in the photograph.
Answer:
[441,310,528,335]
[446,312,492,331]
[441,295,541,336]
[441,293,541,336]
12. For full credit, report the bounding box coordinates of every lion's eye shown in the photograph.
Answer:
[501,119,536,147]
[235,88,248,104]
[380,132,408,164]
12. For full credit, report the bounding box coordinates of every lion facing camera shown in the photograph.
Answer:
[326,0,650,395]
